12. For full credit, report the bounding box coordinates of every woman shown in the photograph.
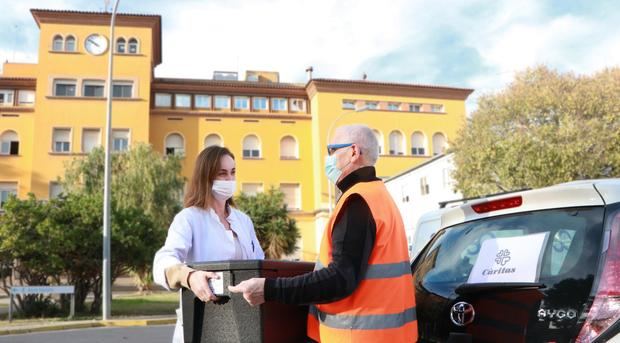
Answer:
[153,146,264,343]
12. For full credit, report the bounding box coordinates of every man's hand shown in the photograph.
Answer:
[188,270,220,303]
[228,278,265,306]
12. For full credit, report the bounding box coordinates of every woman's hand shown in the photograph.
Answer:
[188,270,220,302]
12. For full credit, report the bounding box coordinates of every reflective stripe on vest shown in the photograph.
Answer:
[309,305,417,330]
[315,260,411,280]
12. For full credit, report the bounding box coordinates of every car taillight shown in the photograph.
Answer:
[576,212,620,342]
[471,196,522,214]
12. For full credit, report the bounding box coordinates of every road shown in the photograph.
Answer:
[0,324,175,343]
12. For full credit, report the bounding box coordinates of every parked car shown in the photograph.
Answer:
[410,208,448,260]
[410,179,620,342]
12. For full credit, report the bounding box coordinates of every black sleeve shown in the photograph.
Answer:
[264,194,376,305]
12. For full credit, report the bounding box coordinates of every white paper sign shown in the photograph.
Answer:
[467,232,549,284]
[208,272,224,295]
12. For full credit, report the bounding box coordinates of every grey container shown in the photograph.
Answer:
[182,259,314,343]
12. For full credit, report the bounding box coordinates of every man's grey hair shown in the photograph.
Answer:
[337,124,379,166]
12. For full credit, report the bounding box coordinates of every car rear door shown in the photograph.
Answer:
[412,206,605,342]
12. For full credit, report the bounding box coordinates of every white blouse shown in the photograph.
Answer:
[153,206,265,290]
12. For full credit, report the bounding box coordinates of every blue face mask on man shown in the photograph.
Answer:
[324,144,353,184]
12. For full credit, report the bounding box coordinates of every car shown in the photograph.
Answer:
[410,179,620,342]
[409,209,444,260]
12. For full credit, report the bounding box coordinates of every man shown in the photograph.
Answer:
[229,124,417,342]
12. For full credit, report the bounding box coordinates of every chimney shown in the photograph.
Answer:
[305,66,314,81]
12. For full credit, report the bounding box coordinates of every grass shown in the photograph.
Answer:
[111,292,178,317]
[0,292,179,323]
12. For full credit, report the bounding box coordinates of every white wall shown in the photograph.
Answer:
[385,153,462,232]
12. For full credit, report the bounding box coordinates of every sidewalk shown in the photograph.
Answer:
[0,315,176,335]
[0,276,175,335]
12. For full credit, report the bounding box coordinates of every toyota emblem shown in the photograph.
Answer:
[450,301,475,326]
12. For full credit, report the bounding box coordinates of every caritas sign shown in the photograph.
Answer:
[468,232,549,284]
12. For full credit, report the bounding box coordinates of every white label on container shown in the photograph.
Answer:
[208,272,224,295]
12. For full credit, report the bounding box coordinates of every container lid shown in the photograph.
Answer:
[188,259,314,272]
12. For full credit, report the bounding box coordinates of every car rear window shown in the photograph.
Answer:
[417,207,605,285]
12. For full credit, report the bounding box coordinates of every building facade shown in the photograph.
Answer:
[0,9,473,261]
[384,153,463,252]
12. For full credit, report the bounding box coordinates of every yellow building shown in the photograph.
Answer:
[0,9,473,261]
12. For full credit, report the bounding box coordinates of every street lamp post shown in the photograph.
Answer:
[325,106,368,213]
[103,0,120,321]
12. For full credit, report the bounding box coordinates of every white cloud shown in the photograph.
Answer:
[1,0,619,110]
[154,0,412,81]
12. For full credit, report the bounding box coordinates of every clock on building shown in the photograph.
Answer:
[84,34,108,55]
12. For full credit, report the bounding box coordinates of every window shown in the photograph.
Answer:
[82,129,101,153]
[18,90,35,106]
[0,182,17,210]
[52,35,63,51]
[175,94,191,108]
[342,100,356,110]
[214,96,230,110]
[417,208,603,286]
[280,183,301,210]
[116,38,126,53]
[280,136,298,159]
[0,130,19,155]
[409,103,422,112]
[411,132,426,156]
[431,104,444,113]
[432,132,447,156]
[0,90,14,106]
[83,80,105,97]
[234,96,249,110]
[112,82,133,98]
[241,183,263,196]
[389,130,404,155]
[420,177,429,195]
[290,99,306,112]
[252,97,268,111]
[388,103,400,111]
[204,134,222,148]
[155,93,172,107]
[195,95,211,109]
[49,182,63,200]
[372,129,383,154]
[65,35,76,52]
[242,135,260,158]
[366,101,378,110]
[165,133,185,156]
[53,80,77,97]
[112,129,130,152]
[442,168,452,189]
[271,98,287,111]
[52,128,71,153]
[128,38,138,54]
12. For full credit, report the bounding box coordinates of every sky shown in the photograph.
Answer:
[1,0,619,111]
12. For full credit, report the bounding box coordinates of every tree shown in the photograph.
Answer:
[0,193,159,315]
[0,194,62,316]
[62,144,184,290]
[452,66,620,197]
[235,188,300,259]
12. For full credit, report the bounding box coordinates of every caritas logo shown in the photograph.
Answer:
[482,249,516,276]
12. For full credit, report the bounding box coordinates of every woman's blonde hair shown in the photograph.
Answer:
[184,146,236,209]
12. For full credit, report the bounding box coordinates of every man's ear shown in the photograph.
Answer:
[351,144,362,162]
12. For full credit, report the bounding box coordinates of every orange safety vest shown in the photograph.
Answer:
[307,180,417,342]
